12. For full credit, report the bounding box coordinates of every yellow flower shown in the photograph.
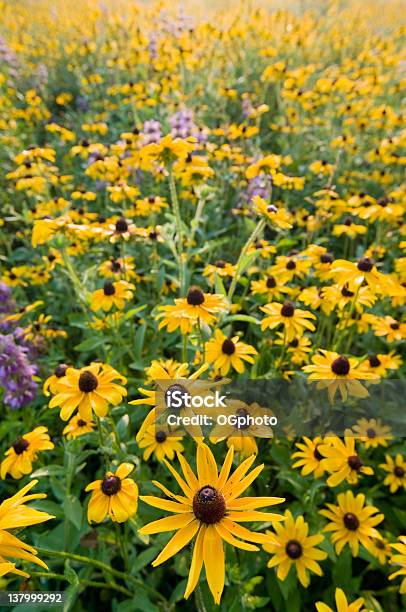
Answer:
[389,536,406,594]
[302,350,379,402]
[264,510,327,587]
[252,196,293,229]
[320,490,383,556]
[371,315,406,343]
[138,443,284,604]
[210,401,274,456]
[1,427,54,480]
[250,275,290,301]
[350,418,393,448]
[90,280,134,312]
[292,436,325,478]
[380,454,406,493]
[62,415,95,440]
[156,286,228,334]
[0,480,54,578]
[85,463,138,523]
[332,221,367,238]
[329,257,396,296]
[318,435,373,487]
[316,587,367,612]
[137,426,184,461]
[370,536,392,565]
[357,352,401,377]
[48,363,127,421]
[205,329,257,375]
[261,301,316,342]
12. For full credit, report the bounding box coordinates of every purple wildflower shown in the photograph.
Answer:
[0,333,38,409]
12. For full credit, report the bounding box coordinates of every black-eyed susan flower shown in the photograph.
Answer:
[264,510,327,587]
[329,257,394,295]
[275,333,312,364]
[62,415,95,440]
[1,427,54,480]
[85,463,138,523]
[48,363,127,421]
[43,363,70,395]
[250,274,290,301]
[315,587,367,612]
[156,286,228,334]
[210,401,274,456]
[389,536,406,594]
[205,329,257,375]
[357,352,401,376]
[350,418,393,448]
[261,301,316,342]
[380,454,406,493]
[90,280,134,312]
[292,436,325,478]
[318,435,373,487]
[137,425,184,461]
[0,480,54,578]
[370,536,392,565]
[270,255,312,284]
[320,490,383,556]
[138,443,284,604]
[252,196,293,229]
[371,315,406,343]
[302,350,379,402]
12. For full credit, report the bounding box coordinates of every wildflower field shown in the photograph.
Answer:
[0,0,405,610]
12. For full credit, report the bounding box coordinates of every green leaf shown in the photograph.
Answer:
[132,547,160,573]
[64,560,79,586]
[74,336,108,352]
[63,495,83,530]
[134,323,147,359]
[30,465,65,478]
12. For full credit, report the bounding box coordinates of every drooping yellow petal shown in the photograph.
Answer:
[203,525,225,605]
[152,520,199,567]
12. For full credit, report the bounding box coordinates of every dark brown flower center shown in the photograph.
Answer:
[331,356,350,376]
[115,217,128,233]
[12,437,29,455]
[78,371,99,393]
[366,428,376,438]
[267,204,278,213]
[165,383,188,410]
[290,338,299,348]
[341,285,354,297]
[394,466,405,478]
[343,512,359,530]
[186,286,205,306]
[281,301,295,317]
[77,419,87,427]
[192,486,226,524]
[103,281,116,296]
[286,260,296,270]
[214,260,226,269]
[390,322,399,330]
[348,455,363,471]
[368,355,381,368]
[110,260,122,272]
[320,253,334,264]
[285,539,303,559]
[101,476,121,496]
[155,430,167,443]
[266,276,277,288]
[375,539,385,550]
[357,257,374,272]
[235,407,250,430]
[222,338,236,355]
[54,363,68,378]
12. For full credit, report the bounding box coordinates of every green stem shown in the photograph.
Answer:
[227,218,265,302]
[168,171,186,295]
[30,571,132,597]
[35,548,167,604]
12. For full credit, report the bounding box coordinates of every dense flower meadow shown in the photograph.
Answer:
[0,0,405,610]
